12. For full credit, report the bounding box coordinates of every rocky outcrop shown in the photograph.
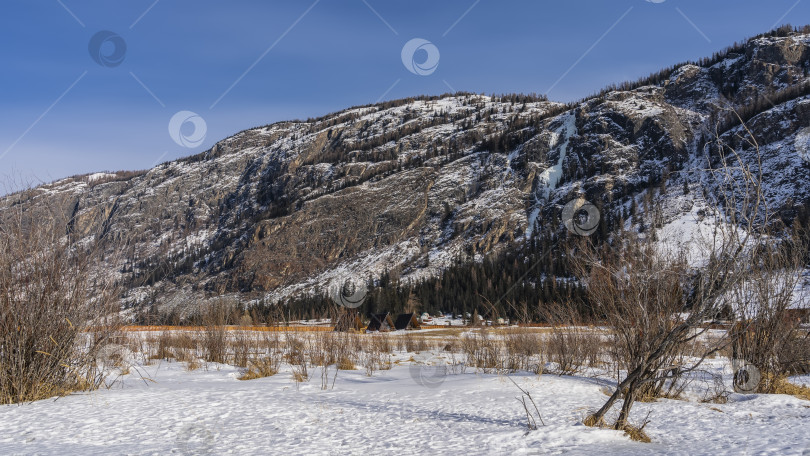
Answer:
[3,29,810,315]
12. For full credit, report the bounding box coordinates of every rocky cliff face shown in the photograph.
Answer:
[4,28,810,316]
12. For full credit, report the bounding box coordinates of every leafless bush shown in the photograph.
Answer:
[201,305,228,364]
[545,330,577,375]
[366,333,392,355]
[231,330,253,369]
[237,330,282,379]
[729,234,809,391]
[577,112,804,433]
[541,303,604,375]
[508,376,545,430]
[778,328,810,375]
[402,333,430,353]
[150,331,174,361]
[460,330,502,372]
[699,370,729,403]
[355,333,392,376]
[503,329,543,372]
[308,331,359,389]
[576,230,699,429]
[285,333,308,382]
[0,189,121,404]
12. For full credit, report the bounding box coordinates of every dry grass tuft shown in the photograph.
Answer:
[291,371,308,383]
[582,414,603,427]
[239,358,278,380]
[583,414,650,443]
[769,376,810,401]
[185,358,202,372]
[620,424,651,443]
[337,357,356,371]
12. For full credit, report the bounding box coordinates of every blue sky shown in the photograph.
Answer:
[1,0,808,187]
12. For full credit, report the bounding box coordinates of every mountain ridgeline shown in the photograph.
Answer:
[5,25,810,323]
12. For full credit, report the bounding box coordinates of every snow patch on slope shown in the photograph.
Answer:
[537,112,576,199]
[527,112,576,238]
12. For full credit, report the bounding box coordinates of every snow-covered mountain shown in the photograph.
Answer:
[4,27,810,316]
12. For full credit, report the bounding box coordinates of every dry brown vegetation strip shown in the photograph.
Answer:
[121,325,334,332]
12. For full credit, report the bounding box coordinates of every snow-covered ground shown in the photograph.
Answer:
[1,349,809,455]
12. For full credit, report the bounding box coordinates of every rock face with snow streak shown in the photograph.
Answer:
[3,29,810,314]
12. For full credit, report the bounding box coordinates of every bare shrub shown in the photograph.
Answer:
[540,303,603,375]
[358,333,392,376]
[778,328,810,375]
[699,370,729,404]
[291,368,307,383]
[574,230,696,427]
[546,330,580,375]
[149,331,174,361]
[367,333,392,354]
[362,351,379,377]
[403,333,429,353]
[309,331,355,368]
[201,305,228,364]
[0,190,121,404]
[171,333,199,364]
[508,376,545,430]
[575,112,803,432]
[460,330,501,372]
[308,331,357,389]
[285,333,308,382]
[231,330,253,369]
[729,234,809,391]
[503,329,543,372]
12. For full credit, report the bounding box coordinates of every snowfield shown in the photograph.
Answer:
[1,344,809,455]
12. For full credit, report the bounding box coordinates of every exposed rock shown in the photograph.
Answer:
[3,30,810,315]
